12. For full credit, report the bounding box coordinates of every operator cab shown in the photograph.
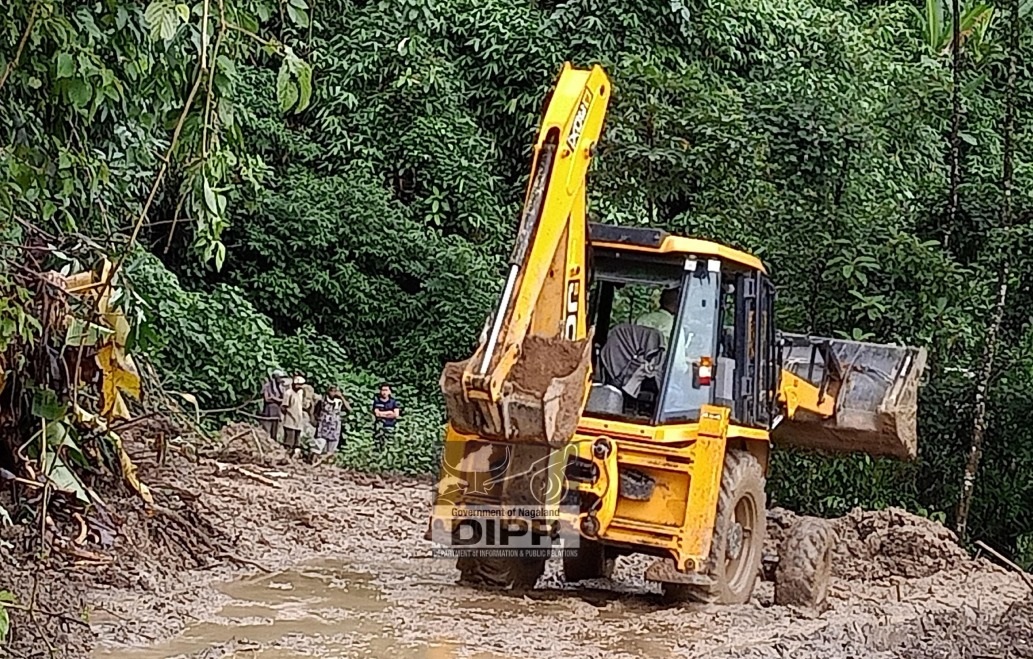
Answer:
[585,223,778,430]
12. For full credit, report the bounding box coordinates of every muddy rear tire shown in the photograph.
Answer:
[563,539,615,582]
[663,450,766,604]
[456,556,546,591]
[775,516,833,610]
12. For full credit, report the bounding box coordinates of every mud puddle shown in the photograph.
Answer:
[92,554,675,659]
[92,558,527,659]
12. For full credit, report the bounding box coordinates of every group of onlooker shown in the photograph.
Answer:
[258,370,401,458]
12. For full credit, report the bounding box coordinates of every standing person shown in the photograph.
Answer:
[315,386,352,454]
[259,369,286,442]
[302,382,319,427]
[281,375,307,456]
[372,383,400,449]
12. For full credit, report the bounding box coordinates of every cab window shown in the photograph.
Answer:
[585,254,684,421]
[657,259,720,423]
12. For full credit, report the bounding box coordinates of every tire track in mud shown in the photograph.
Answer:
[89,462,1033,659]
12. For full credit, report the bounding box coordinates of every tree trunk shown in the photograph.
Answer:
[954,0,1019,540]
[955,262,1009,540]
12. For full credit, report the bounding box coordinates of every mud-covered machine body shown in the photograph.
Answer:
[428,64,927,601]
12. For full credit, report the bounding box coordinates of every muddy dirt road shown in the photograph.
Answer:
[84,444,1033,659]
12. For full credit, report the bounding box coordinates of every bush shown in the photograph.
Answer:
[126,251,444,474]
[125,251,280,409]
[335,408,444,477]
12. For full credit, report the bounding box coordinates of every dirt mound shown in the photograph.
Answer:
[831,506,971,580]
[0,419,248,657]
[510,336,588,394]
[1001,596,1033,657]
[205,421,289,466]
[884,593,1033,658]
[110,489,230,589]
[765,506,973,582]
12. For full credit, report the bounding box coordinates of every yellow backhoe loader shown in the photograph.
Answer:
[427,63,927,605]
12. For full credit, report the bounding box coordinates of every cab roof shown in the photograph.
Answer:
[588,223,767,274]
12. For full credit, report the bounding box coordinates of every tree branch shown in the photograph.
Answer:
[0,1,40,93]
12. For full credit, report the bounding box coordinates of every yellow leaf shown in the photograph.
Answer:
[102,390,131,421]
[111,430,152,505]
[97,345,141,396]
[63,271,96,293]
[96,345,141,421]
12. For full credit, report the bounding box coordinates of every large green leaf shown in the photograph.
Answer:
[56,52,75,79]
[47,422,88,468]
[65,317,114,347]
[32,389,67,421]
[0,594,11,645]
[144,0,180,41]
[295,62,313,113]
[43,449,90,504]
[285,3,309,27]
[66,79,92,108]
[276,63,298,112]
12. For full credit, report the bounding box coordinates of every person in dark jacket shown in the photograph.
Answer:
[259,369,287,442]
[372,383,400,449]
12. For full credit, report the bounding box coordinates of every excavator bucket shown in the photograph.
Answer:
[774,333,928,460]
[441,336,592,447]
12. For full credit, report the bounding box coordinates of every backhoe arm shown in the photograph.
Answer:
[441,63,611,444]
[470,64,610,401]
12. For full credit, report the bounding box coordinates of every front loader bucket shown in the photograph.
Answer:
[774,333,927,460]
[441,336,592,447]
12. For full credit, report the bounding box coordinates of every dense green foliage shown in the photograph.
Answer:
[0,0,439,483]
[2,0,1032,562]
[0,0,312,265]
[161,0,1033,557]
[127,251,443,474]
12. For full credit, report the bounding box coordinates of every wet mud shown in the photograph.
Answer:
[510,336,588,395]
[85,444,1033,659]
[440,336,590,444]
